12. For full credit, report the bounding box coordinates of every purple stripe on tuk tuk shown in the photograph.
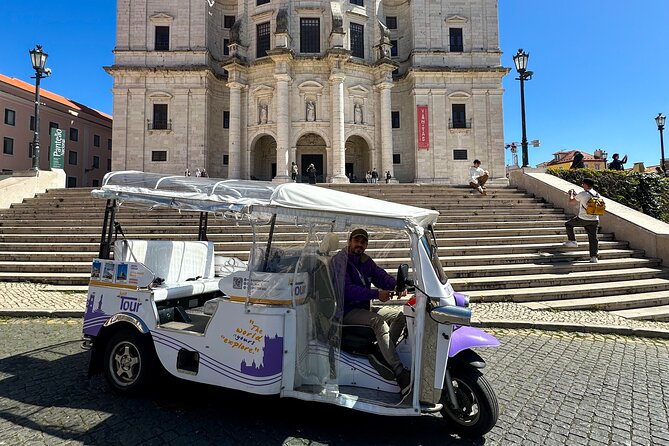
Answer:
[448,326,500,357]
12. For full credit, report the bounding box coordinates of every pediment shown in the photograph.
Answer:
[148,91,173,99]
[252,85,275,96]
[448,91,471,99]
[446,15,468,24]
[150,13,174,23]
[298,81,324,92]
[348,85,370,97]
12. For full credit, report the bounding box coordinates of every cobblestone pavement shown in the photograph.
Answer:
[0,319,667,445]
[2,282,669,338]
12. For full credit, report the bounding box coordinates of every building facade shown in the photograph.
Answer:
[0,74,113,187]
[108,0,507,184]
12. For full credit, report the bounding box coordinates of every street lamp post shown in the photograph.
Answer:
[513,48,533,168]
[29,45,50,171]
[656,113,666,175]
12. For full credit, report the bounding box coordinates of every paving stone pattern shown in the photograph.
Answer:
[0,320,668,445]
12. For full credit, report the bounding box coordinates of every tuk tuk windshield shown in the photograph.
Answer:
[421,225,448,285]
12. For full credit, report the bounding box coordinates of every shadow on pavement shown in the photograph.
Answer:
[0,341,488,446]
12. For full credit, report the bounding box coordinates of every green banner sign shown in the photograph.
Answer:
[50,128,65,169]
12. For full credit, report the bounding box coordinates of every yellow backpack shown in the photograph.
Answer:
[585,192,606,215]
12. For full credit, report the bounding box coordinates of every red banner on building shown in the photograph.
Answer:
[417,105,429,149]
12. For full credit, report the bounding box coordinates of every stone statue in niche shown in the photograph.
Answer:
[259,104,268,124]
[306,100,316,122]
[230,20,241,44]
[276,9,289,33]
[354,103,363,124]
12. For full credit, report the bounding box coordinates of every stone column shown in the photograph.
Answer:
[273,74,292,183]
[330,72,349,183]
[378,82,394,179]
[227,81,243,179]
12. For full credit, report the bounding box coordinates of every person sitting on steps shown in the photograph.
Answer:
[469,159,489,195]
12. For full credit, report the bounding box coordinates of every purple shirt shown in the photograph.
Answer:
[332,250,397,314]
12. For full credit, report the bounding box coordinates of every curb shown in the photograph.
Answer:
[0,309,84,318]
[473,319,669,340]
[1,309,668,340]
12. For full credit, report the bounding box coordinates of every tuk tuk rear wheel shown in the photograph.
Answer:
[440,364,498,437]
[103,327,156,395]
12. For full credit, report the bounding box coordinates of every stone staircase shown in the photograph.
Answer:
[1,183,668,321]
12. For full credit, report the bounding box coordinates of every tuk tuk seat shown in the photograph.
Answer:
[114,240,220,301]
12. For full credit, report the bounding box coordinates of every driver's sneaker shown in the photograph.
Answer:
[395,369,412,397]
[563,240,578,247]
[590,256,599,263]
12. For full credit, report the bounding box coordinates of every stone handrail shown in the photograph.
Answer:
[510,170,669,265]
[0,170,66,209]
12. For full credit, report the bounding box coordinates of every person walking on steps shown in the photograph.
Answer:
[563,178,600,263]
[469,159,489,195]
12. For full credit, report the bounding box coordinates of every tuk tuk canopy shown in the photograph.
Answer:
[92,171,439,232]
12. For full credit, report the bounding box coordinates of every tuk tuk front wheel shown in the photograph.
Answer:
[440,364,498,437]
[103,327,156,395]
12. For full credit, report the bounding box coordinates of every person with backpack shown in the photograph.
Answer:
[563,178,602,263]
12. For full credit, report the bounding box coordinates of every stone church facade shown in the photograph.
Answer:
[108,0,508,184]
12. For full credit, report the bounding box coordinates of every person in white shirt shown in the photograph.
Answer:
[469,159,489,195]
[563,178,600,263]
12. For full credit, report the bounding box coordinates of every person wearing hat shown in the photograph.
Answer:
[331,228,411,396]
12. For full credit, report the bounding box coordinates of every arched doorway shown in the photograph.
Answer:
[296,133,327,183]
[251,135,277,181]
[345,135,371,183]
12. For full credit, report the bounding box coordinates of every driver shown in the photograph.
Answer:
[332,228,410,396]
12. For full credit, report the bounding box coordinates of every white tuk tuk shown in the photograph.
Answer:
[82,171,500,437]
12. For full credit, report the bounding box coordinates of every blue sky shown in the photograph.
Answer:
[1,0,667,169]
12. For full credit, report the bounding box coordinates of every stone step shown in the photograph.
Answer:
[0,218,576,230]
[0,252,99,262]
[0,214,570,227]
[467,278,669,303]
[440,220,571,228]
[439,240,628,256]
[0,242,99,252]
[444,257,661,278]
[522,290,669,312]
[450,267,669,291]
[609,305,669,322]
[0,239,630,256]
[36,193,531,203]
[0,225,600,241]
[441,249,646,266]
[0,240,636,274]
[0,232,615,247]
[0,271,90,285]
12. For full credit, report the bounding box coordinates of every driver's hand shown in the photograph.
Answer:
[378,290,392,302]
[397,289,407,298]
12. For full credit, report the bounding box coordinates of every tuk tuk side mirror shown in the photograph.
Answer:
[396,263,412,292]
[429,305,472,326]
